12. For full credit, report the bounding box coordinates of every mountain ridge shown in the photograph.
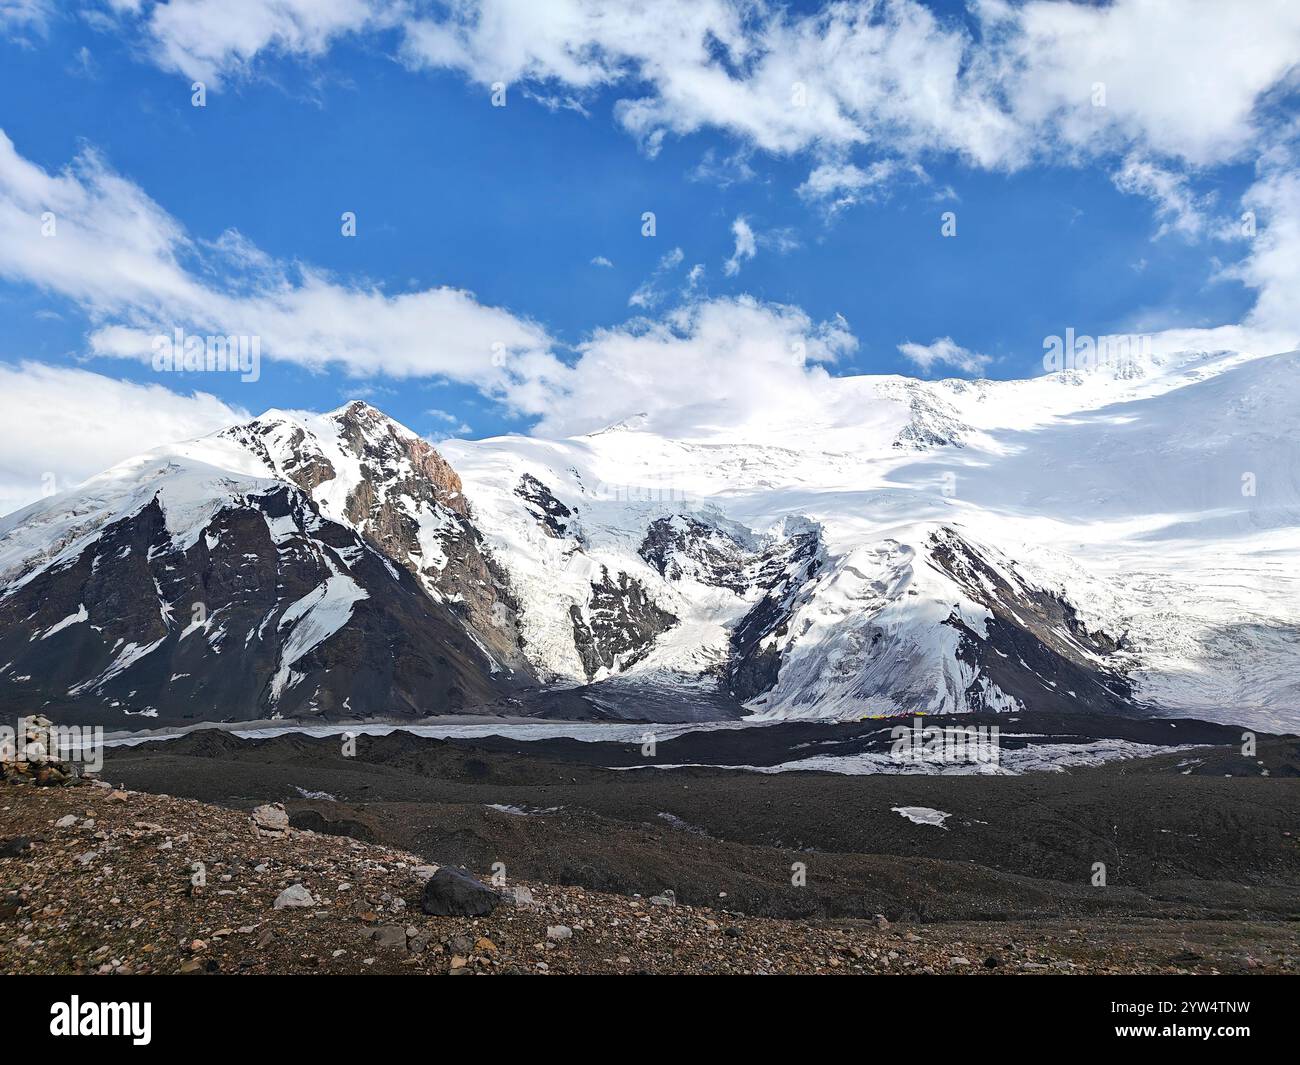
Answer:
[3,348,1298,729]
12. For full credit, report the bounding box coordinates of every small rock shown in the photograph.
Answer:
[368,926,408,951]
[648,889,676,908]
[507,884,536,908]
[273,884,316,909]
[53,814,77,829]
[547,925,573,942]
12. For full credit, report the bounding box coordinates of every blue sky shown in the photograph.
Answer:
[0,1,1297,511]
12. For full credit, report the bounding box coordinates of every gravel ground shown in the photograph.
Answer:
[100,729,1300,922]
[2,782,1296,976]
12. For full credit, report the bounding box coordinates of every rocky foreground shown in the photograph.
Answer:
[2,781,1296,976]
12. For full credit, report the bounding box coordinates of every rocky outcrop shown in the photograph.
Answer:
[225,403,530,674]
[639,515,752,593]
[927,527,1139,715]
[515,474,575,539]
[421,866,499,917]
[569,568,677,679]
[727,528,824,701]
[0,715,95,787]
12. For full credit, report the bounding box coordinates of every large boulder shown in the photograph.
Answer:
[420,867,499,917]
[251,803,290,835]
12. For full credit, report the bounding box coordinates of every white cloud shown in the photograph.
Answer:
[1229,161,1300,346]
[93,0,1300,240]
[0,130,564,415]
[590,255,613,268]
[798,159,905,215]
[688,147,756,188]
[0,361,245,516]
[392,0,1300,173]
[0,0,50,29]
[533,295,857,439]
[426,407,472,436]
[628,246,685,308]
[723,216,756,277]
[995,0,1300,169]
[145,0,391,87]
[1112,154,1211,238]
[1123,152,1300,358]
[897,337,992,376]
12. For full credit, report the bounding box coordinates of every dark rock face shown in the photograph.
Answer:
[515,474,575,539]
[638,516,752,593]
[569,568,677,679]
[635,515,830,703]
[927,527,1140,715]
[727,529,824,702]
[421,866,499,917]
[0,483,510,727]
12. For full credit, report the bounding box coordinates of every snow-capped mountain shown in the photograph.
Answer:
[216,402,528,672]
[2,347,1298,730]
[0,431,509,725]
[439,345,1300,731]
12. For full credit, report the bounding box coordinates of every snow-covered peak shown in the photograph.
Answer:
[212,401,524,671]
[0,442,282,593]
